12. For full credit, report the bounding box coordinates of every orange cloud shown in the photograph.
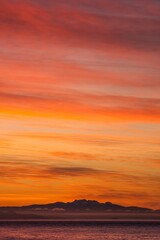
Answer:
[0,91,160,122]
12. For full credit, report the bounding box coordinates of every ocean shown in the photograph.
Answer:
[0,221,159,240]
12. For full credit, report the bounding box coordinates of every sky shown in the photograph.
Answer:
[0,0,160,209]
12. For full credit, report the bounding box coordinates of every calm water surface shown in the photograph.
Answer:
[0,221,159,240]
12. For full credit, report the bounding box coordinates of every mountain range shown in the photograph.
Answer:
[0,199,159,220]
[23,199,156,212]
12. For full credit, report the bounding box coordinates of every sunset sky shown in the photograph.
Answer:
[0,0,160,209]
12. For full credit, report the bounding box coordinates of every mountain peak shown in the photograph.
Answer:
[72,199,99,204]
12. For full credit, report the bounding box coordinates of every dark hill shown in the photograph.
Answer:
[22,199,153,213]
[1,199,159,220]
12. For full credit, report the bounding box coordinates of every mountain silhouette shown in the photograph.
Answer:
[22,199,153,212]
[1,199,159,220]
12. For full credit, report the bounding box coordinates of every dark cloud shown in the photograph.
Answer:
[45,166,101,177]
[0,162,103,179]
[0,0,159,52]
[1,160,159,185]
